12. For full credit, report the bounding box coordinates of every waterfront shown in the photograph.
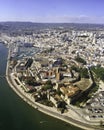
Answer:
[0,43,81,130]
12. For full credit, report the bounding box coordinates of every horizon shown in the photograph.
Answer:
[0,21,104,25]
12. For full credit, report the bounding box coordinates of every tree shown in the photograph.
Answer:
[75,56,86,65]
[46,80,52,85]
[25,76,38,86]
[71,65,80,72]
[42,80,53,90]
[91,66,104,81]
[100,120,104,127]
[80,68,89,78]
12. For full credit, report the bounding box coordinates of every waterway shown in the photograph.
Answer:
[0,43,81,130]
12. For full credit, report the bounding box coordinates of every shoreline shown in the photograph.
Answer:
[5,50,102,130]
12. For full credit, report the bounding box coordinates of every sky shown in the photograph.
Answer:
[0,0,104,23]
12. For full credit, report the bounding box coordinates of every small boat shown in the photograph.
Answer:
[40,121,47,123]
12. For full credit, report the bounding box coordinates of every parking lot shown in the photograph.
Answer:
[85,91,104,121]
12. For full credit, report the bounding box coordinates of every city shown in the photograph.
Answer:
[0,0,104,130]
[1,23,104,129]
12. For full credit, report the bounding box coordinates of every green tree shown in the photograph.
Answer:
[75,56,86,65]
[80,68,89,78]
[42,80,53,90]
[25,77,38,86]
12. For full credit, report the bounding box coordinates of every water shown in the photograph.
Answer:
[0,43,81,130]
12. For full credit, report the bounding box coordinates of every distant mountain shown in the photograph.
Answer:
[0,22,104,35]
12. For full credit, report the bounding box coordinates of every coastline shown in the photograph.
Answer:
[6,50,101,130]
